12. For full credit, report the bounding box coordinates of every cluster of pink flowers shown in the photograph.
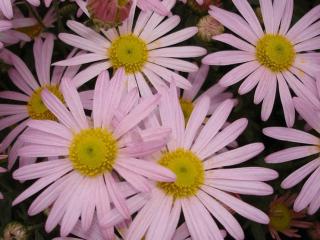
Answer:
[0,0,319,239]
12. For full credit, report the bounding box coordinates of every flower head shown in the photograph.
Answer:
[203,1,320,127]
[55,0,206,94]
[13,68,175,237]
[264,97,320,214]
[101,83,278,240]
[0,36,91,169]
[268,193,312,240]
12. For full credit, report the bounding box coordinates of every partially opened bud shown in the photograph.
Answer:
[197,15,224,42]
[87,0,132,28]
[3,222,28,240]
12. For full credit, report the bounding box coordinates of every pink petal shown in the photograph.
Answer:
[213,33,255,52]
[265,146,319,163]
[203,143,264,169]
[202,51,255,66]
[263,127,320,145]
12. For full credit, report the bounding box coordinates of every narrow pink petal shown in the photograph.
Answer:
[277,73,295,127]
[265,146,319,163]
[41,35,54,85]
[145,195,173,240]
[149,46,206,58]
[0,104,27,116]
[294,166,320,212]
[148,57,198,72]
[183,97,210,150]
[80,178,97,231]
[272,0,287,33]
[104,174,130,219]
[206,179,273,195]
[197,190,244,240]
[125,190,165,239]
[114,165,151,193]
[28,174,72,216]
[202,51,255,66]
[286,5,320,41]
[192,99,234,154]
[279,0,293,35]
[202,186,269,224]
[293,21,320,44]
[8,68,33,96]
[253,69,272,105]
[263,127,320,145]
[42,89,80,132]
[102,68,126,127]
[294,36,320,52]
[0,91,29,102]
[54,53,106,66]
[261,74,276,121]
[209,6,258,44]
[61,78,88,129]
[13,171,70,206]
[0,114,28,131]
[183,64,209,101]
[113,93,160,139]
[206,167,278,181]
[204,143,264,169]
[58,33,106,54]
[144,62,192,89]
[116,157,176,182]
[238,66,264,95]
[259,0,274,33]
[218,61,259,87]
[94,176,111,225]
[13,159,71,181]
[294,97,320,133]
[198,118,248,159]
[0,0,13,19]
[119,139,166,157]
[18,145,69,158]
[281,158,320,189]
[163,201,182,240]
[308,189,320,215]
[213,33,255,52]
[27,120,73,140]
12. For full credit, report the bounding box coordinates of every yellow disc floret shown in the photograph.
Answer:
[16,24,44,39]
[108,34,148,74]
[269,203,292,231]
[179,99,194,122]
[256,34,295,72]
[157,148,204,199]
[27,85,63,120]
[69,128,118,177]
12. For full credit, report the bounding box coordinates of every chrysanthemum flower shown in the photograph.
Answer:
[55,0,206,93]
[268,193,313,240]
[0,36,91,169]
[101,83,278,240]
[12,68,176,237]
[0,0,39,19]
[264,97,320,214]
[178,64,236,121]
[0,9,38,48]
[203,0,320,127]
[14,6,57,40]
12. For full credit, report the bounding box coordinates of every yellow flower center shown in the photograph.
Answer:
[269,203,292,232]
[27,85,63,121]
[179,99,194,122]
[157,148,204,199]
[16,24,44,39]
[108,34,148,74]
[69,128,118,177]
[118,0,128,6]
[256,34,295,72]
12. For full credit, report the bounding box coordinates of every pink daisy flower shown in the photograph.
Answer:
[0,9,38,48]
[264,97,320,214]
[101,83,278,240]
[0,36,91,169]
[203,0,320,127]
[54,0,206,93]
[12,69,176,237]
[268,193,312,240]
[0,0,40,19]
